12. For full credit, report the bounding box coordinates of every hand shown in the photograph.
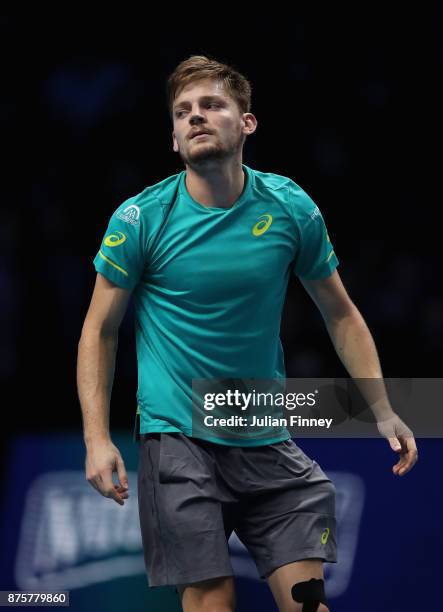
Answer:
[376,413,418,476]
[85,440,129,505]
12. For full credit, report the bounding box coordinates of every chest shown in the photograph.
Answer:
[147,202,297,299]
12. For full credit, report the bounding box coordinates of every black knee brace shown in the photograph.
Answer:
[291,577,328,612]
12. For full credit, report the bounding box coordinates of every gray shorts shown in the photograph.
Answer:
[138,432,337,587]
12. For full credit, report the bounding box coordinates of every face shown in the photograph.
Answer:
[172,78,256,168]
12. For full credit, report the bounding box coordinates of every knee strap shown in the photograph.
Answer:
[291,578,328,612]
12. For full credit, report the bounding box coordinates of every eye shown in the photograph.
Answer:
[175,110,187,119]
[208,102,220,109]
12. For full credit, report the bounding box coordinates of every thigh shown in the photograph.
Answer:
[177,576,236,612]
[267,559,328,612]
[234,440,337,580]
[138,433,234,587]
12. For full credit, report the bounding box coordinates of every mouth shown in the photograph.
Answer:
[190,131,211,140]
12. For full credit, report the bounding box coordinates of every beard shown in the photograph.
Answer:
[178,133,243,168]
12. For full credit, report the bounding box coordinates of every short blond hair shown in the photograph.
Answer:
[167,55,252,119]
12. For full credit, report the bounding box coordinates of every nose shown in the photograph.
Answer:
[190,114,205,126]
[189,105,206,126]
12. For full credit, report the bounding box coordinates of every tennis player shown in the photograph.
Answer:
[78,55,418,612]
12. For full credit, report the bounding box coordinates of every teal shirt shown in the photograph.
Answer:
[93,164,339,446]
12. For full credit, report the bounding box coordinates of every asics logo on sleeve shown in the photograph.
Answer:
[104,231,126,247]
[252,214,273,236]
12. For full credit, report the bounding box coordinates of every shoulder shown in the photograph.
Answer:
[112,171,184,225]
[249,166,318,220]
[250,166,294,195]
[289,181,321,226]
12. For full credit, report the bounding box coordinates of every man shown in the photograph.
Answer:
[77,55,418,612]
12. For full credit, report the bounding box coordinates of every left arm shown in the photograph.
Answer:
[301,270,383,381]
[300,270,418,476]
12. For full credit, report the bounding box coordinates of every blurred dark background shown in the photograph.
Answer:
[2,10,442,455]
[7,9,441,426]
[0,10,442,606]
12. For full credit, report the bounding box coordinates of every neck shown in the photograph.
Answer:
[184,158,245,209]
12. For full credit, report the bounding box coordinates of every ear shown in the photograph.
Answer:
[172,131,179,152]
[242,113,258,136]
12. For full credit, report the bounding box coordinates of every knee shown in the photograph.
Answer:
[179,578,235,612]
[289,577,329,612]
[183,599,234,612]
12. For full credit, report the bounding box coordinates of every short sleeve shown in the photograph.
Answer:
[291,187,339,280]
[93,197,146,291]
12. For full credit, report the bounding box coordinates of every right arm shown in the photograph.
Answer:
[77,272,132,505]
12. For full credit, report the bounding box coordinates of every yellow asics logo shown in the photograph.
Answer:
[252,214,273,236]
[104,231,126,247]
[321,528,330,545]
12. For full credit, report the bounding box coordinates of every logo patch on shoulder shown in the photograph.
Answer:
[252,214,273,236]
[116,204,140,226]
[310,206,320,220]
[104,231,126,247]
